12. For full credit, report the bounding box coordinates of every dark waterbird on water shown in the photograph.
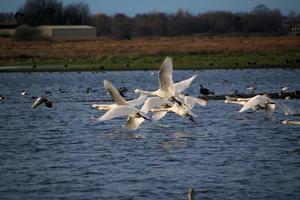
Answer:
[0,95,7,100]
[31,97,53,109]
[118,87,128,98]
[200,84,214,96]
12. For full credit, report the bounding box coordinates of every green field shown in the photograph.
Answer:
[1,51,300,72]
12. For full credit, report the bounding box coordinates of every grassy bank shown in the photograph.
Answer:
[0,36,299,72]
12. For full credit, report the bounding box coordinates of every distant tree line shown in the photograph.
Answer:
[0,0,299,39]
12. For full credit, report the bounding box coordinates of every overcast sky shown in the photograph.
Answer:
[1,0,300,15]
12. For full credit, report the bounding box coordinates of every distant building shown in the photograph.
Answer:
[38,25,97,40]
[282,19,300,35]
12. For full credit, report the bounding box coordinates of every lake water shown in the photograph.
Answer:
[0,69,300,199]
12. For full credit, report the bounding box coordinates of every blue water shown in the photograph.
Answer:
[0,69,300,199]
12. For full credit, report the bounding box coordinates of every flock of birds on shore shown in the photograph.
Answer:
[1,57,300,129]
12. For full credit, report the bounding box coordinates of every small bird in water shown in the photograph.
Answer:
[58,88,67,94]
[0,95,7,100]
[118,87,128,98]
[246,85,256,93]
[31,97,53,109]
[21,90,27,96]
[281,86,288,92]
[200,84,214,96]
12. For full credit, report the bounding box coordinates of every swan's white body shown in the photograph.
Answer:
[92,80,149,129]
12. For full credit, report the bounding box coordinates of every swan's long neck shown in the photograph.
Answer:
[92,104,113,110]
[283,120,300,125]
[224,100,245,105]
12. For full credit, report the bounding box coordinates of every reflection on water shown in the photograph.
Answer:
[0,69,300,199]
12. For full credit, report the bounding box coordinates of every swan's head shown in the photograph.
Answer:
[224,100,229,104]
[282,120,288,124]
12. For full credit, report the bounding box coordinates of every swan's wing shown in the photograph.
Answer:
[184,96,206,109]
[152,111,168,121]
[265,103,276,118]
[141,97,171,113]
[239,96,262,112]
[159,57,175,93]
[99,106,139,121]
[174,75,197,93]
[103,80,128,105]
[124,116,145,130]
[128,94,147,107]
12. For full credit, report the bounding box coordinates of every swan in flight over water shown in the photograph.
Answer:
[134,57,176,100]
[225,95,276,117]
[134,57,206,120]
[92,80,150,129]
[31,97,53,109]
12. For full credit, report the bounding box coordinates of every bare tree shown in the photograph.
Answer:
[17,0,63,26]
[64,2,90,25]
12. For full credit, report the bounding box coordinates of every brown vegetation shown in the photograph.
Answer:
[0,36,299,60]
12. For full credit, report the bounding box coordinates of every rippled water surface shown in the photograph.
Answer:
[0,69,300,199]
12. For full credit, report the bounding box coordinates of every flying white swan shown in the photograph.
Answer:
[225,95,276,117]
[134,57,206,120]
[134,57,175,99]
[92,80,149,126]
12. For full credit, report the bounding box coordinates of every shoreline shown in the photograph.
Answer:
[0,52,300,72]
[1,36,299,72]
